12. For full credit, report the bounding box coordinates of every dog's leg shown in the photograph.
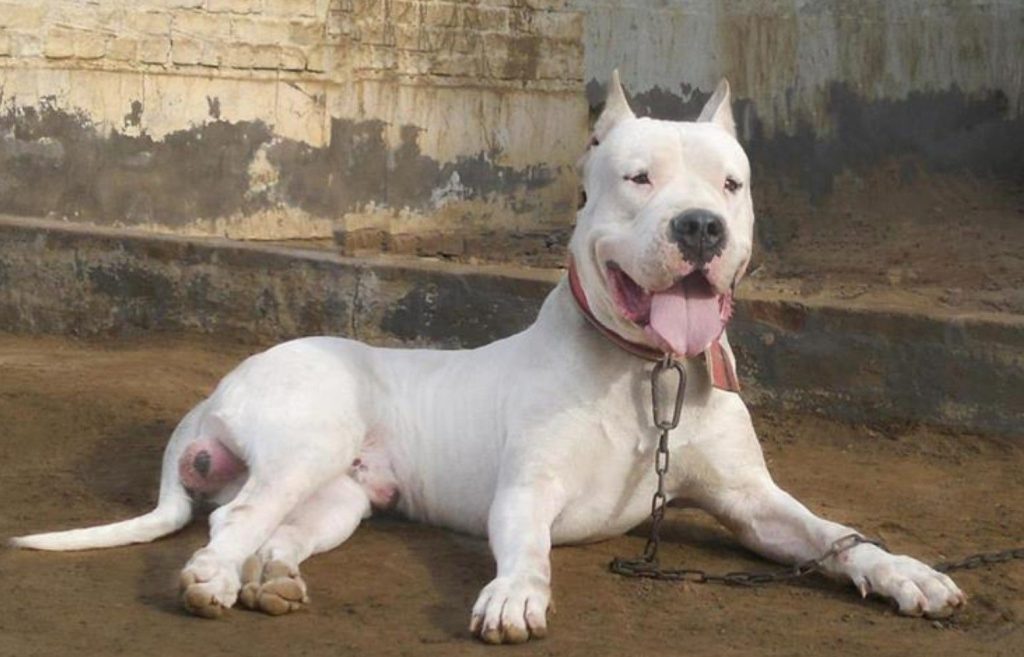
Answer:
[689,413,966,618]
[470,484,562,644]
[238,474,370,616]
[179,457,348,618]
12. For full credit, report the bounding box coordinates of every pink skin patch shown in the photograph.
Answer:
[178,439,247,494]
[608,264,733,358]
[350,429,400,510]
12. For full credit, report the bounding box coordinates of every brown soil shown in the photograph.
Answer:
[1,333,1022,657]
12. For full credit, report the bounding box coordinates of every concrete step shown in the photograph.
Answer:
[1,215,1020,437]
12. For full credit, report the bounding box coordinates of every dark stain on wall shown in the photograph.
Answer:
[267,118,558,217]
[0,99,272,226]
[380,272,548,347]
[0,99,559,229]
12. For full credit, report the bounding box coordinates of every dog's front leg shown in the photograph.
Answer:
[470,483,562,644]
[703,472,966,617]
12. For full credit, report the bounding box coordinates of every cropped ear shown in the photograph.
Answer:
[697,78,736,138]
[591,69,635,145]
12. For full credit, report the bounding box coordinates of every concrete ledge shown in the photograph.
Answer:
[1,215,1020,437]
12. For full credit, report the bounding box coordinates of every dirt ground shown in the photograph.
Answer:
[0,333,1021,657]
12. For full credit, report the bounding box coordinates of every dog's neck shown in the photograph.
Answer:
[565,258,740,393]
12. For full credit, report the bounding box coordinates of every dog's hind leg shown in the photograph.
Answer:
[237,474,370,615]
[179,443,355,619]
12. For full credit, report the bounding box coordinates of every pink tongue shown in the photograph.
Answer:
[645,275,725,358]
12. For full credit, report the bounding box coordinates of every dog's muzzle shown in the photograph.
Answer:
[668,209,727,266]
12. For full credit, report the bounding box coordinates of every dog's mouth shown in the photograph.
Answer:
[606,263,734,358]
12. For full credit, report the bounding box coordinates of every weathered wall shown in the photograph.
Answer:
[0,0,586,244]
[1,1,1021,273]
[3,215,1021,436]
[574,0,1024,286]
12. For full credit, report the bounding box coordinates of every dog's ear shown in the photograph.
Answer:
[591,69,635,145]
[697,78,736,138]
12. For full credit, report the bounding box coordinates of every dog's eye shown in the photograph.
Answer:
[724,176,742,193]
[578,189,587,209]
[626,172,651,185]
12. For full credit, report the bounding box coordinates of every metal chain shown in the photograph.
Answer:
[609,355,1024,586]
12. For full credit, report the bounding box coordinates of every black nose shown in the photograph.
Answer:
[668,209,727,264]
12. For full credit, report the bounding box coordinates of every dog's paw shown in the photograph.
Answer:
[469,575,550,644]
[179,548,241,619]
[852,553,966,618]
[238,555,309,616]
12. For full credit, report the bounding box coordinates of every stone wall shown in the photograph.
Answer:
[1,1,1021,275]
[0,0,586,250]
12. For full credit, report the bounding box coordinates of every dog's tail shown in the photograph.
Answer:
[8,484,193,551]
[7,406,210,552]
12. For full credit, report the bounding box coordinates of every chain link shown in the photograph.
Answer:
[609,355,1024,586]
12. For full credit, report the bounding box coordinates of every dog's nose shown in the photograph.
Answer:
[668,209,727,264]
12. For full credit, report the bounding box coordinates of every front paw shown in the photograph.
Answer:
[469,575,551,644]
[853,553,966,618]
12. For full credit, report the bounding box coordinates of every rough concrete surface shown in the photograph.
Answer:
[1,215,1020,437]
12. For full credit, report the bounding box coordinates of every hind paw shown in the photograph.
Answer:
[179,549,240,619]
[239,555,309,616]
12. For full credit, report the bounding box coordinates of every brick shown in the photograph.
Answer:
[279,46,307,71]
[428,51,482,78]
[395,50,431,76]
[393,24,425,51]
[337,228,386,254]
[289,19,324,46]
[309,44,349,71]
[508,8,532,33]
[198,42,223,67]
[173,12,232,40]
[352,44,396,70]
[138,36,171,64]
[44,28,76,59]
[423,2,459,28]
[74,32,108,60]
[0,3,46,30]
[106,37,138,61]
[126,11,172,36]
[450,29,480,53]
[305,46,326,71]
[53,5,122,33]
[10,33,42,57]
[530,11,582,40]
[536,39,581,79]
[358,20,396,46]
[223,43,256,68]
[390,0,420,25]
[462,6,508,32]
[232,17,292,44]
[264,0,319,17]
[171,37,202,65]
[326,12,355,39]
[207,0,260,13]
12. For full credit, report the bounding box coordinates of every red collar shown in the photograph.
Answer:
[567,259,740,393]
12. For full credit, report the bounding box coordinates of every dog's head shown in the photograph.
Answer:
[570,72,754,358]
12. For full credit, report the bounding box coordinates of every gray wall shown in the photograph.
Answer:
[574,0,1024,284]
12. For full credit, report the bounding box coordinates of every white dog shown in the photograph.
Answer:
[11,73,964,644]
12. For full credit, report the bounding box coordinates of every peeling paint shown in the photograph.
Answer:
[0,103,567,239]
